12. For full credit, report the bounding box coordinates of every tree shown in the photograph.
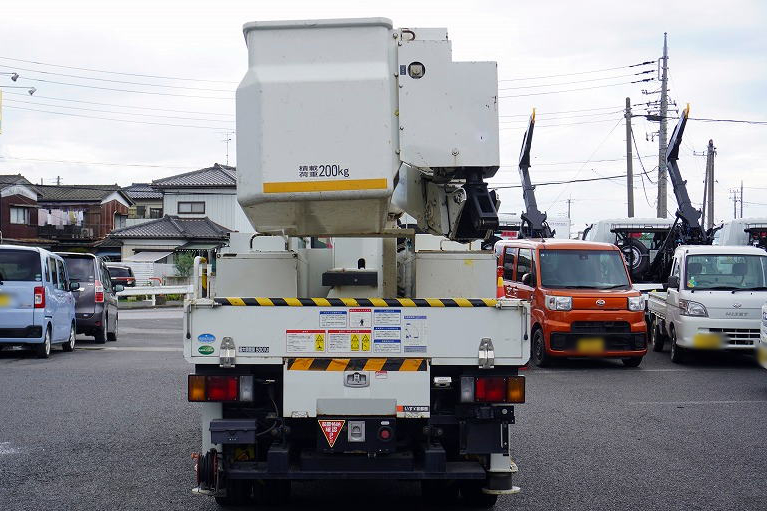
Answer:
[174,252,195,278]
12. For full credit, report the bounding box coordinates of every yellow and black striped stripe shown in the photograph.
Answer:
[214,297,496,307]
[287,358,427,371]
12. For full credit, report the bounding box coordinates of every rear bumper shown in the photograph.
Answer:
[0,326,44,343]
[76,309,104,331]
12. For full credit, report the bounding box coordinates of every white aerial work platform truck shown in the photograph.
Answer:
[184,18,530,508]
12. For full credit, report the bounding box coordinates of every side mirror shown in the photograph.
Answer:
[114,284,125,292]
[521,273,533,287]
[69,282,80,292]
[666,276,680,289]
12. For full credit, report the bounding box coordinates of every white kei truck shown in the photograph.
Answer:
[646,245,767,363]
[184,18,530,508]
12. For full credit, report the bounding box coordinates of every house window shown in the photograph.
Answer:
[178,202,205,214]
[135,206,147,218]
[10,207,30,225]
[150,207,163,218]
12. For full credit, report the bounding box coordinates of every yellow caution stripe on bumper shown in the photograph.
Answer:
[214,297,496,307]
[287,358,427,372]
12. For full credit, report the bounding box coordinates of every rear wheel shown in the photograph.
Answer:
[650,322,666,352]
[62,323,76,352]
[622,357,643,367]
[459,481,499,509]
[107,315,118,342]
[94,316,107,344]
[669,327,686,364]
[531,329,551,367]
[35,327,52,359]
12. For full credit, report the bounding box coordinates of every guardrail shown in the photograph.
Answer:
[117,285,193,306]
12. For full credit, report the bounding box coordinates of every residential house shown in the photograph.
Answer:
[0,174,41,241]
[122,183,163,226]
[36,184,133,249]
[108,216,230,282]
[151,163,251,232]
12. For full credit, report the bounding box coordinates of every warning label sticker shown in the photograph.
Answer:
[403,315,428,353]
[286,330,326,353]
[373,309,401,326]
[373,326,401,353]
[326,329,372,353]
[349,308,372,328]
[319,310,347,328]
[318,420,345,448]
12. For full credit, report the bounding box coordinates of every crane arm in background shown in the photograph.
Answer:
[517,109,553,239]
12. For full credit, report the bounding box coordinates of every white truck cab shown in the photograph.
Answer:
[647,245,767,363]
[713,217,767,250]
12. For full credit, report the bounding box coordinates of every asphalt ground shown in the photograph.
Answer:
[1,308,766,511]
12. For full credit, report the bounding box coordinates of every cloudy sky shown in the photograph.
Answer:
[1,0,765,231]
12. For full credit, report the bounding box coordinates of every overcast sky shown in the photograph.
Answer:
[1,0,765,231]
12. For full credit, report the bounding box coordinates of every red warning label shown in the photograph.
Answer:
[318,420,345,448]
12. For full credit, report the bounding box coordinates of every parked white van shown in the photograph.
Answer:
[646,245,767,363]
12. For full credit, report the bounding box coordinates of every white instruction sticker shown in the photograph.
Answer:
[374,309,401,326]
[403,315,428,353]
[319,310,347,328]
[349,308,372,328]
[373,326,401,353]
[286,329,325,353]
[326,329,371,353]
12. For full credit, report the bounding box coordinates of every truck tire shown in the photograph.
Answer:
[459,481,498,509]
[669,327,686,364]
[621,238,650,279]
[650,322,665,352]
[531,329,551,368]
[94,319,107,344]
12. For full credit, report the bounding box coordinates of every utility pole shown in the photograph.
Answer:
[222,131,234,166]
[730,189,739,219]
[705,139,715,229]
[56,176,61,185]
[566,198,572,219]
[625,97,634,217]
[740,180,744,218]
[656,33,669,218]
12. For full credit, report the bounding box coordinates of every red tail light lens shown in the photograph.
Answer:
[94,280,104,303]
[34,286,45,308]
[206,376,238,401]
[475,377,507,402]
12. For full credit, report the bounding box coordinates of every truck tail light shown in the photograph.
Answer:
[188,375,255,402]
[460,375,526,404]
[475,377,506,402]
[34,286,45,308]
[94,280,104,303]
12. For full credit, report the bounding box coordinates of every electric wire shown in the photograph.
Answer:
[4,105,226,129]
[499,79,653,98]
[498,70,653,91]
[498,61,654,82]
[13,76,233,99]
[0,155,198,170]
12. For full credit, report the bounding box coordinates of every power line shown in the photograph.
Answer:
[0,155,199,169]
[689,117,767,126]
[14,76,233,99]
[499,117,623,130]
[0,65,233,92]
[0,55,237,83]
[498,155,657,167]
[498,70,652,91]
[499,110,623,123]
[1,90,234,116]
[491,168,655,190]
[4,97,234,123]
[499,105,621,117]
[499,78,653,98]
[4,105,225,130]
[498,61,654,82]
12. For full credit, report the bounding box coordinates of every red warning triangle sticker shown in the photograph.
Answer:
[318,420,345,448]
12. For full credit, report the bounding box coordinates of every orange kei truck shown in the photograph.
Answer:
[496,239,647,367]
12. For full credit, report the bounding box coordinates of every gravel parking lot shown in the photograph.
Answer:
[1,308,765,511]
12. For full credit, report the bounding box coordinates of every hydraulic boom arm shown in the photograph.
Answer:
[517,109,553,239]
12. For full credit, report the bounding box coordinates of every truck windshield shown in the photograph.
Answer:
[0,249,42,281]
[685,254,767,290]
[540,249,630,289]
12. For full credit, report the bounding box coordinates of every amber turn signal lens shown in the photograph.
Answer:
[506,376,525,403]
[188,375,206,402]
